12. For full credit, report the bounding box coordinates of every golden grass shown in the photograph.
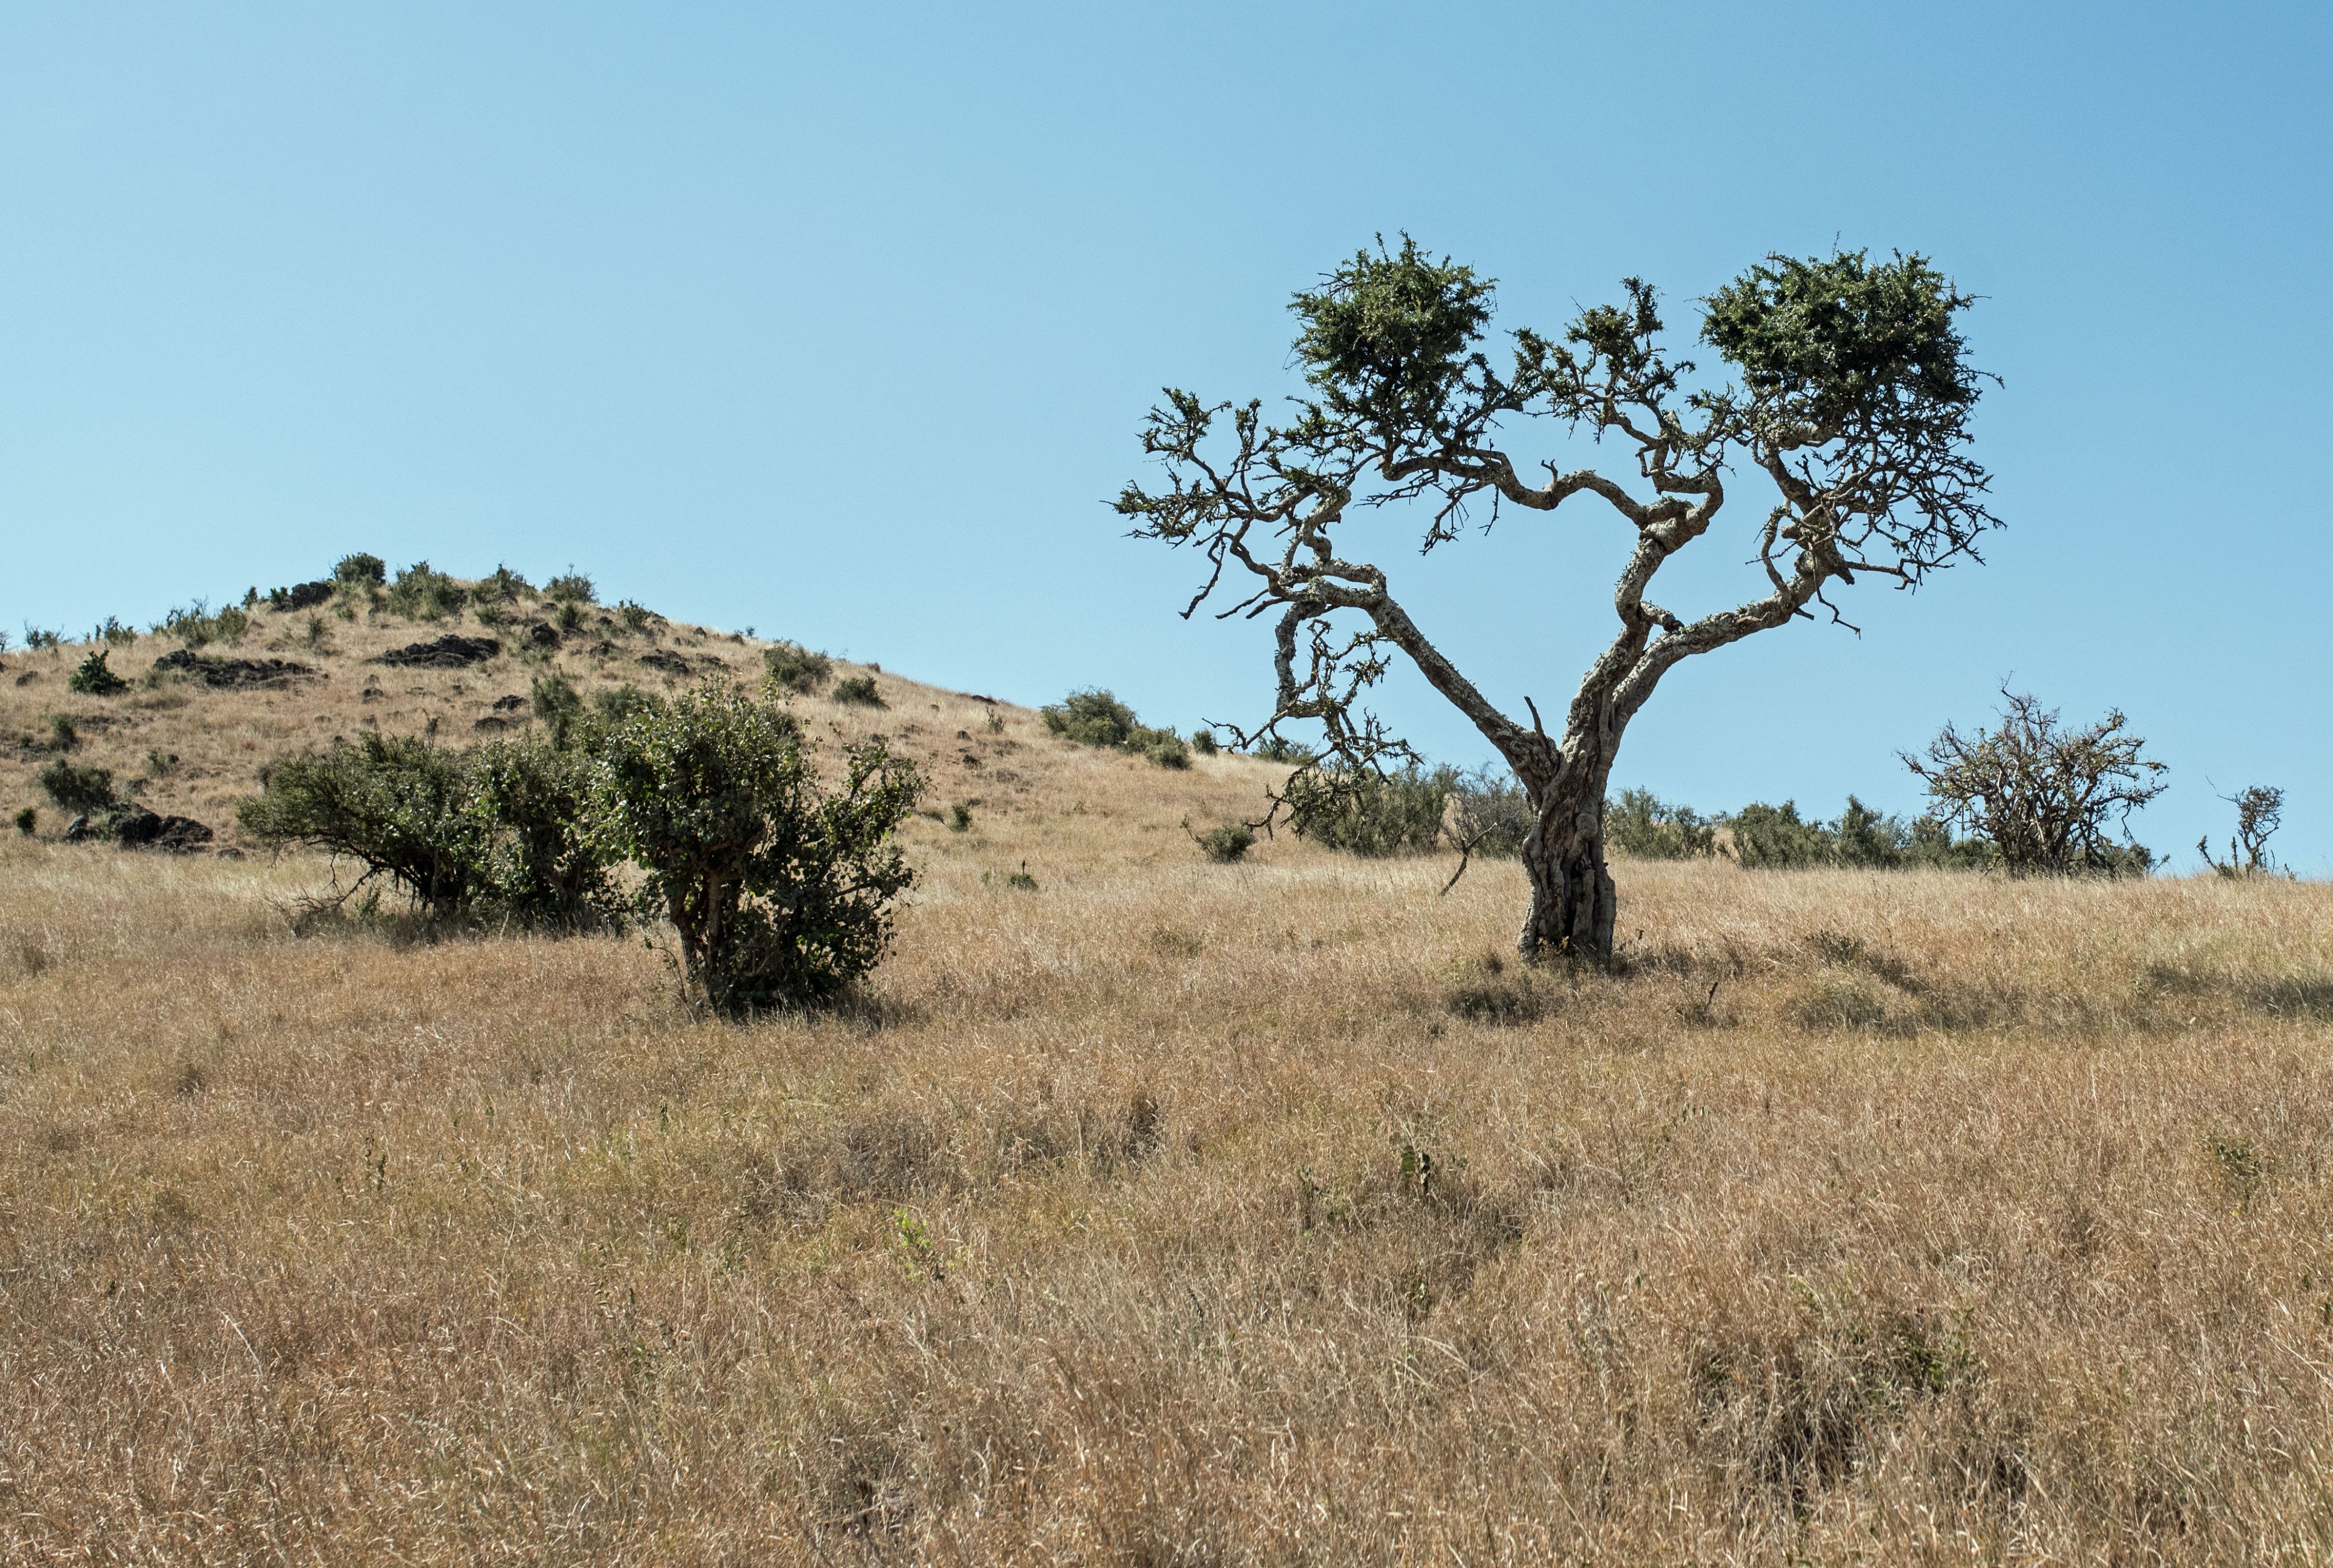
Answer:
[7,611,2333,1562]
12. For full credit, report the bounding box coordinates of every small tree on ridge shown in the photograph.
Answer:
[1118,238,1997,959]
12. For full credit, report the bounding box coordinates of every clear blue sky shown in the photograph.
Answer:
[4,3,2327,869]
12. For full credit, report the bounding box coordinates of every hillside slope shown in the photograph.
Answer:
[0,580,1288,869]
[6,576,2333,1562]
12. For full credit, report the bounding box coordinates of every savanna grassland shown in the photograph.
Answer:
[5,605,2333,1563]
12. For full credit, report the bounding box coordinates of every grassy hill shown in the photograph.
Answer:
[4,576,2332,1561]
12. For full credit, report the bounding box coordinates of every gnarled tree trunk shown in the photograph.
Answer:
[1517,723,1617,961]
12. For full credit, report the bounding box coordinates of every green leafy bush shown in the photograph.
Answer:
[1451,766,1534,857]
[238,733,617,924]
[334,553,388,587]
[615,600,657,632]
[14,806,36,836]
[543,571,596,605]
[763,641,833,694]
[1192,821,1255,862]
[462,741,620,923]
[1725,796,1988,870]
[68,649,129,695]
[38,759,117,814]
[591,682,920,1014]
[1041,689,1189,767]
[832,674,885,707]
[1727,800,1835,869]
[1042,689,1138,747]
[94,617,137,645]
[1286,763,1452,857]
[531,673,586,750]
[470,565,533,607]
[163,601,249,649]
[387,562,464,621]
[1607,788,1718,859]
[23,627,61,651]
[1190,728,1218,756]
[239,736,482,915]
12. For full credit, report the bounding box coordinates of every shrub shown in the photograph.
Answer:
[1190,728,1218,756]
[23,626,61,651]
[38,759,116,814]
[1905,690,2167,876]
[1133,726,1190,768]
[763,641,833,694]
[531,673,586,750]
[162,601,249,649]
[68,649,129,695]
[1451,766,1534,857]
[48,716,78,751]
[239,736,483,916]
[591,683,654,730]
[1728,800,1835,869]
[615,600,656,633]
[334,552,388,587]
[1606,788,1717,859]
[386,562,464,621]
[14,806,36,836]
[94,616,136,645]
[1041,689,1190,767]
[1286,763,1452,857]
[832,674,885,707]
[1253,735,1315,764]
[462,741,621,923]
[543,571,596,605]
[1193,821,1255,862]
[554,599,586,633]
[471,565,533,607]
[591,682,920,1013]
[1042,689,1137,747]
[948,800,973,832]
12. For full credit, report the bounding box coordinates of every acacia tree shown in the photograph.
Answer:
[1902,690,2167,875]
[1118,239,1998,959]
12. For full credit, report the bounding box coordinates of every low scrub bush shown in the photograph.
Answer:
[22,626,61,650]
[334,553,388,587]
[162,601,249,649]
[93,616,137,646]
[1191,820,1255,862]
[832,674,885,707]
[1286,763,1452,857]
[543,571,596,605]
[1190,728,1218,756]
[763,641,833,694]
[1608,788,1719,859]
[386,562,464,621]
[591,682,920,1014]
[14,806,36,836]
[615,600,657,632]
[38,759,117,814]
[1451,767,1534,857]
[239,736,482,916]
[1041,688,1188,767]
[1728,797,1992,871]
[238,734,617,925]
[67,649,129,695]
[470,565,533,608]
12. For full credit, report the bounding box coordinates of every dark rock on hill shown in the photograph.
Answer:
[374,636,502,669]
[151,649,321,688]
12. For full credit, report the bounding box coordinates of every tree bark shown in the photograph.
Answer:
[1517,732,1617,961]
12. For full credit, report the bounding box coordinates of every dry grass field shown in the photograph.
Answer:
[6,603,2333,1562]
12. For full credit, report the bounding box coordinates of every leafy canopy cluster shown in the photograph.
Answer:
[1041,689,1191,769]
[592,682,920,1013]
[240,680,922,1012]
